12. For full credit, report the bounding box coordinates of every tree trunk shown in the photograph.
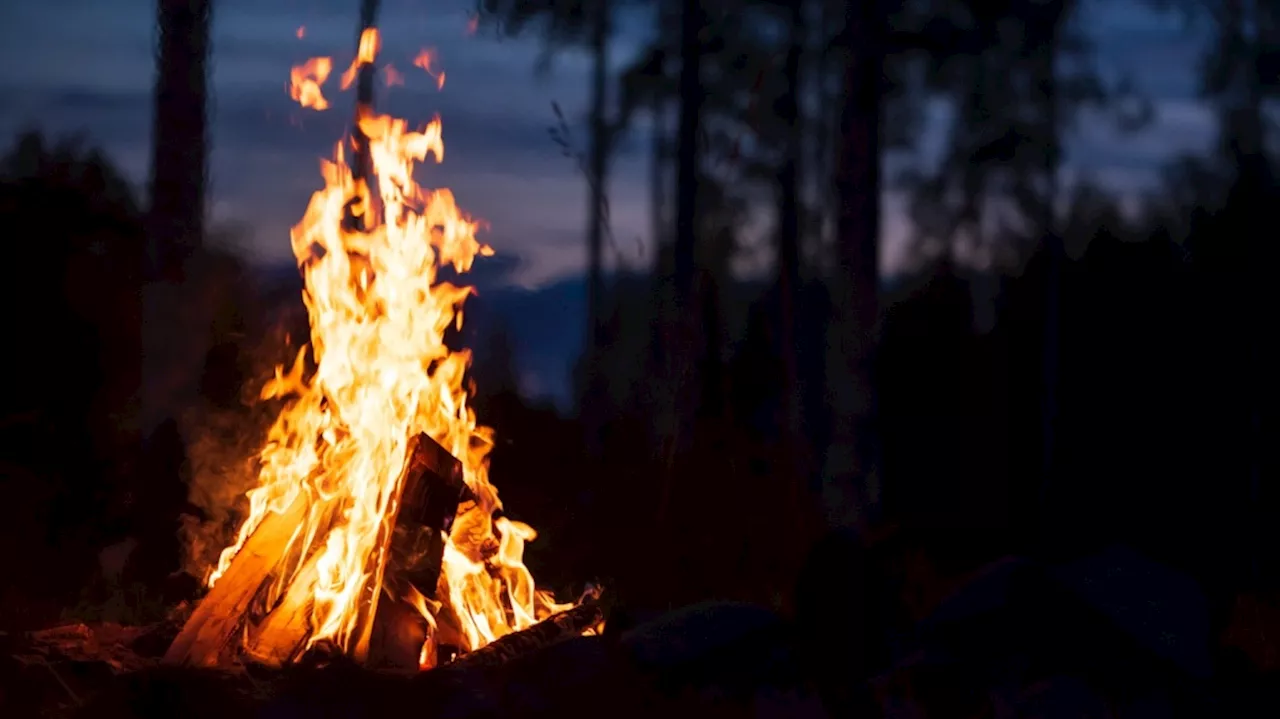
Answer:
[347,0,381,233]
[1217,0,1271,587]
[586,0,610,363]
[823,0,883,529]
[777,2,804,448]
[649,0,670,278]
[148,0,211,280]
[1036,3,1065,522]
[582,0,611,456]
[654,0,705,530]
[673,0,703,308]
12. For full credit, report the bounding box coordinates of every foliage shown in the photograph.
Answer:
[62,582,172,627]
[0,130,149,614]
[900,0,1150,266]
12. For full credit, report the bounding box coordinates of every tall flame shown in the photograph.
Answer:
[209,28,567,665]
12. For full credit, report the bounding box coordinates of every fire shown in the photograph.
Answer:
[383,64,405,87]
[290,57,333,111]
[413,49,446,91]
[340,28,381,91]
[212,27,569,666]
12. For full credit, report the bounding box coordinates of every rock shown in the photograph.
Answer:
[620,602,787,677]
[1011,674,1115,718]
[1050,544,1212,682]
[792,526,891,717]
[919,555,1029,631]
[877,546,1220,717]
[618,601,819,715]
[492,636,646,718]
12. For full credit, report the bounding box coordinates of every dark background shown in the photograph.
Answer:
[1,0,1277,715]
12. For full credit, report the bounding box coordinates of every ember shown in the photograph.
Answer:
[164,25,582,670]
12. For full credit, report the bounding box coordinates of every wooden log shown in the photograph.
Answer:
[162,495,309,667]
[184,433,466,668]
[449,602,605,671]
[365,590,431,671]
[365,433,468,668]
[240,549,324,666]
[400,432,468,532]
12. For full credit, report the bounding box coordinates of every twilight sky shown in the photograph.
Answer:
[0,0,1212,288]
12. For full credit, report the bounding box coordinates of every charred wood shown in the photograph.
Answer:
[164,433,466,667]
[449,602,604,671]
[161,496,309,667]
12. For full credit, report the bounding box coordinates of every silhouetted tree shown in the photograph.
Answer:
[477,0,619,453]
[822,0,884,528]
[348,0,382,228]
[774,0,804,457]
[0,132,147,617]
[148,0,211,279]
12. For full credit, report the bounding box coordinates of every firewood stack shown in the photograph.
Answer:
[162,433,470,670]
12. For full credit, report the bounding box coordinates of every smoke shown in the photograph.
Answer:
[178,401,272,582]
[176,254,310,583]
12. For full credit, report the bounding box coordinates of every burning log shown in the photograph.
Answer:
[392,433,469,596]
[246,433,467,668]
[450,602,605,671]
[164,433,466,668]
[162,496,310,667]
[156,26,582,677]
[365,588,431,671]
[240,550,324,666]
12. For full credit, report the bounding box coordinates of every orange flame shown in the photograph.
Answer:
[296,25,306,39]
[341,27,381,90]
[213,26,569,665]
[290,57,333,111]
[383,64,405,87]
[413,48,446,90]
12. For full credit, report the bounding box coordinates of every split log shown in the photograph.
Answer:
[401,432,468,529]
[169,433,467,668]
[364,433,468,669]
[385,434,469,600]
[240,550,324,666]
[162,496,310,667]
[449,602,605,671]
[365,589,431,671]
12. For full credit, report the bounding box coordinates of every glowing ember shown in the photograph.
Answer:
[340,28,381,91]
[413,49,446,91]
[289,57,333,111]
[383,64,405,87]
[208,27,569,667]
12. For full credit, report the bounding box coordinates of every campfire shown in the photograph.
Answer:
[164,27,597,672]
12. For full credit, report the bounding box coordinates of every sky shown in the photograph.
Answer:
[0,0,1213,287]
[0,0,1215,405]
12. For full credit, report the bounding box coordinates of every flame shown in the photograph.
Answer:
[413,49,446,91]
[290,57,333,111]
[296,25,306,39]
[341,27,381,90]
[383,64,405,87]
[213,26,569,666]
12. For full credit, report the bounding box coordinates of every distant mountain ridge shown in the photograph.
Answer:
[252,260,919,411]
[253,259,586,408]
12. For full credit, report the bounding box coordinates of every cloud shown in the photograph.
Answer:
[0,0,656,287]
[1087,0,1207,98]
[2,0,1219,291]
[1069,99,1215,178]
